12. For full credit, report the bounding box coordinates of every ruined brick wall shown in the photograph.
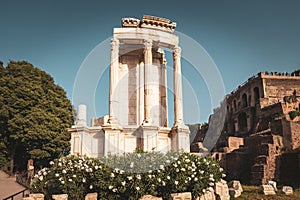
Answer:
[263,76,300,99]
[282,119,300,150]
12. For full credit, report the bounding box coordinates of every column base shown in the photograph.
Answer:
[170,123,190,152]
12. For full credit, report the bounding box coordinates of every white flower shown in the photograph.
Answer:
[176,168,179,172]
[112,188,117,192]
[160,165,164,169]
[49,161,54,165]
[61,180,65,184]
[209,177,215,182]
[174,181,179,185]
[95,166,98,170]
[68,178,72,182]
[222,173,226,177]
[174,164,178,167]
[39,176,43,181]
[208,187,214,192]
[55,173,59,177]
[210,174,213,178]
[191,174,195,178]
[121,181,126,186]
[181,168,186,172]
[136,187,140,191]
[137,154,141,158]
[162,181,166,186]
[136,174,141,180]
[219,168,224,172]
[194,177,198,181]
[72,174,76,178]
[209,182,214,186]
[89,185,93,189]
[109,185,113,190]
[158,178,161,182]
[177,161,181,164]
[62,169,66,174]
[120,170,124,174]
[111,173,115,178]
[82,178,86,183]
[202,189,206,193]
[166,160,170,163]
[185,159,190,163]
[185,180,188,183]
[130,162,134,168]
[199,170,204,174]
[167,176,170,180]
[212,163,216,167]
[58,162,62,167]
[127,176,133,180]
[148,175,152,178]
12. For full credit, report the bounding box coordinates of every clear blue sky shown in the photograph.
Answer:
[1,0,300,124]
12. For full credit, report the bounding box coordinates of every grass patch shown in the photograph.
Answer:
[235,185,300,200]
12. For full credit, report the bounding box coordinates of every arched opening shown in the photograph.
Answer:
[238,112,247,133]
[234,100,237,111]
[248,95,252,107]
[242,93,248,107]
[254,87,260,103]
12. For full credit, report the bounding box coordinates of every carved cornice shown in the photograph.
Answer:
[141,15,176,33]
[122,18,140,27]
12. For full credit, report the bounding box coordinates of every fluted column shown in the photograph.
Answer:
[143,39,152,124]
[109,38,119,122]
[173,46,183,125]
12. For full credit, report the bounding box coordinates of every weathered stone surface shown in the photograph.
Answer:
[23,198,34,200]
[259,185,276,195]
[170,192,192,200]
[52,194,68,200]
[85,193,97,200]
[267,180,277,191]
[214,179,230,200]
[139,195,162,200]
[197,190,215,200]
[228,180,243,198]
[29,193,44,200]
[282,186,293,195]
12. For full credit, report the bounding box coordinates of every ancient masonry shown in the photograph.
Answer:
[192,71,300,185]
[68,16,190,156]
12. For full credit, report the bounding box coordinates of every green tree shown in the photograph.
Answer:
[0,61,74,173]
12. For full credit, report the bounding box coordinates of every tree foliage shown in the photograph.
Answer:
[0,61,74,172]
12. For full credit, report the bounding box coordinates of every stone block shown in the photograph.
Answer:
[197,190,215,200]
[52,194,68,200]
[267,180,277,191]
[85,193,98,200]
[139,195,162,200]
[259,185,276,195]
[214,179,230,200]
[228,180,243,198]
[23,198,34,200]
[170,192,192,200]
[282,186,293,195]
[29,194,44,200]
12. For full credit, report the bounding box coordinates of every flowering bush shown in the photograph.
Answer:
[31,151,225,200]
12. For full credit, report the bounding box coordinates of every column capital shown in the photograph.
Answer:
[144,39,152,50]
[173,46,181,58]
[111,38,120,50]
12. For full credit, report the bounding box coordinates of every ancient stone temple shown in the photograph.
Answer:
[68,16,190,157]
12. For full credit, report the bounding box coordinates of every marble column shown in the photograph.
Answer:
[109,38,119,122]
[143,39,152,124]
[173,46,183,125]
